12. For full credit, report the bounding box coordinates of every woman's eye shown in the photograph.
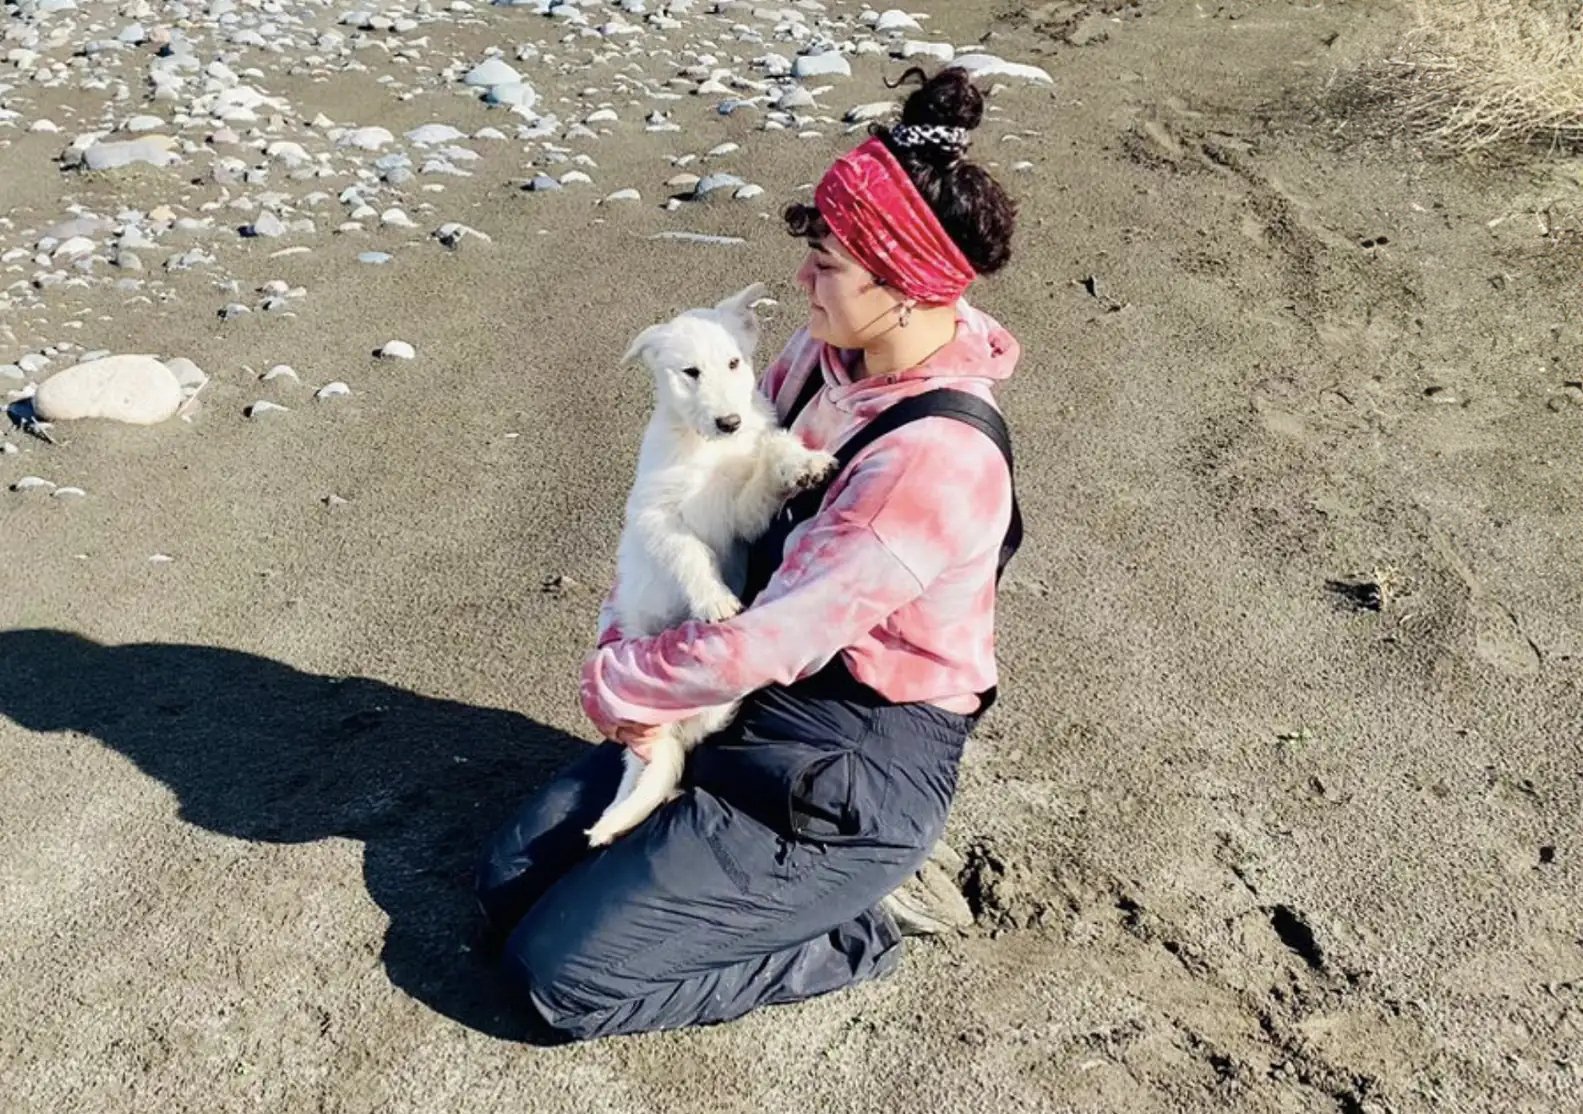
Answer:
[681,366,701,379]
[728,357,740,370]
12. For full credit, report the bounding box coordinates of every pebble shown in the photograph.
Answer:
[603,188,642,203]
[693,172,746,198]
[260,365,299,382]
[245,400,290,418]
[358,251,394,265]
[376,340,416,360]
[10,476,56,493]
[651,232,747,246]
[776,86,816,109]
[315,381,352,400]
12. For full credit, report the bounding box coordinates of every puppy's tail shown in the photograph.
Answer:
[585,734,687,847]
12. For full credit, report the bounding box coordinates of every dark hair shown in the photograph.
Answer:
[783,66,1017,276]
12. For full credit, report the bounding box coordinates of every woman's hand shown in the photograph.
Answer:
[582,646,669,761]
[611,722,665,763]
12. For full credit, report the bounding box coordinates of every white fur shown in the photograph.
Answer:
[585,284,836,847]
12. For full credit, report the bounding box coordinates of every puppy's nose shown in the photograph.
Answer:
[715,414,741,434]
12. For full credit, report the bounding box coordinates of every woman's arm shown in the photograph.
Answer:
[579,419,1010,734]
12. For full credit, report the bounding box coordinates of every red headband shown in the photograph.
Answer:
[814,137,976,306]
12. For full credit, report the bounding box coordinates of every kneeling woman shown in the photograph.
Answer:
[476,67,1023,1041]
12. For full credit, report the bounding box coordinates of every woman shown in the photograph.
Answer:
[476,67,1022,1042]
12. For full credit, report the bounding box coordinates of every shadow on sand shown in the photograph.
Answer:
[0,628,588,1041]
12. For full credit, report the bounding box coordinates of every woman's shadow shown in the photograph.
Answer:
[0,628,588,1040]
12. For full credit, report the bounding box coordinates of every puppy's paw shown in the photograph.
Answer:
[694,590,742,623]
[769,437,838,496]
[790,449,839,493]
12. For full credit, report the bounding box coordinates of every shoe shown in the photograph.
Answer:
[881,843,975,937]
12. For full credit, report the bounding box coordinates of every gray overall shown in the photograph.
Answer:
[475,387,1019,1041]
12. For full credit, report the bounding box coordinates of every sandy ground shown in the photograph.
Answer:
[2,1,1581,1111]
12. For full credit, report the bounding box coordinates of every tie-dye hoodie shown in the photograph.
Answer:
[580,301,1019,732]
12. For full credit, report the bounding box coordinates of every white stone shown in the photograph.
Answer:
[792,51,850,79]
[844,100,896,123]
[874,9,920,33]
[81,136,181,170]
[33,355,184,425]
[951,53,1054,84]
[406,123,467,146]
[338,126,395,150]
[377,340,416,359]
[464,58,521,87]
[315,381,351,399]
[898,39,952,62]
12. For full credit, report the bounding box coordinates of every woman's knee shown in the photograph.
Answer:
[500,903,628,1041]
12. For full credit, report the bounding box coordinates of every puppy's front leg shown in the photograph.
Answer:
[643,516,741,622]
[736,431,837,535]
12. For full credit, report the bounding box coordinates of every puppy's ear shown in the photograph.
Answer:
[622,323,664,369]
[713,283,768,356]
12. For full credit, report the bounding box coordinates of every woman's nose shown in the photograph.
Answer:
[794,254,815,293]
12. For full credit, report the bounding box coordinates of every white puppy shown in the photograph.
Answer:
[585,283,836,847]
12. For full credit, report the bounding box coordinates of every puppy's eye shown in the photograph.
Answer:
[728,357,740,370]
[681,366,701,379]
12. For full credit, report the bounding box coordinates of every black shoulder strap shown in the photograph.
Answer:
[771,388,1023,586]
[825,389,1023,582]
[784,366,825,427]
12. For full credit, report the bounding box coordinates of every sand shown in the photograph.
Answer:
[2,2,1580,1112]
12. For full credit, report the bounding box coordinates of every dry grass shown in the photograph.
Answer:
[1379,0,1583,153]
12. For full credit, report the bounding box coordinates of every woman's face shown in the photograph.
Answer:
[795,234,903,348]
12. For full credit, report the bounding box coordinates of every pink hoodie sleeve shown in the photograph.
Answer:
[578,419,1009,733]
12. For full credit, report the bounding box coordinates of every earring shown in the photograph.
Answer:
[899,302,913,327]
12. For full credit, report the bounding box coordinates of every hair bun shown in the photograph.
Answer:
[896,66,985,133]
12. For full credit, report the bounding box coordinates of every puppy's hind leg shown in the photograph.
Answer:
[586,732,688,847]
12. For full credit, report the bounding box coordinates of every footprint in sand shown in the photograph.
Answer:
[1472,599,1542,677]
